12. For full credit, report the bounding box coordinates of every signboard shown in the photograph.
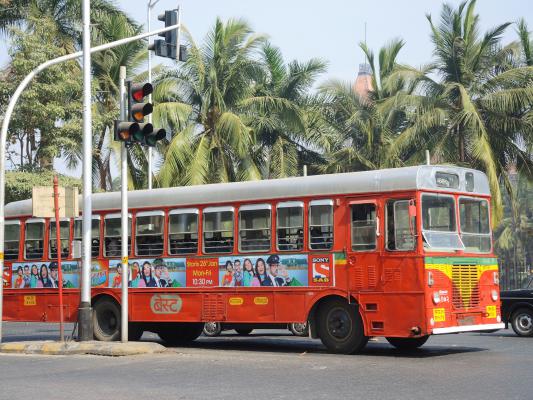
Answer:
[32,186,79,218]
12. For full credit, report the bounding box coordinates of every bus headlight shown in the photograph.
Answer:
[491,290,498,302]
[432,291,441,304]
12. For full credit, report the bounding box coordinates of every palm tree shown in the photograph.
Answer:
[157,18,267,186]
[388,0,533,223]
[319,39,408,173]
[248,43,328,179]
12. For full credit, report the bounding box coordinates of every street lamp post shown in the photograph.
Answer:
[147,0,161,191]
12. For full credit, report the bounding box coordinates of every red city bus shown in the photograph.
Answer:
[1,165,504,353]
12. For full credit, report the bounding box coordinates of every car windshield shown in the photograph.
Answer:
[422,194,464,250]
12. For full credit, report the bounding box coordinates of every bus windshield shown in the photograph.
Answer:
[422,194,464,251]
[459,197,491,253]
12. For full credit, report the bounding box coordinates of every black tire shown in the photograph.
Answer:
[128,323,144,341]
[235,328,253,335]
[317,299,368,354]
[289,322,309,337]
[511,308,533,337]
[203,322,222,337]
[158,323,204,346]
[386,336,429,350]
[92,298,121,341]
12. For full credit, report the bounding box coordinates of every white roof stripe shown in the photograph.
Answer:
[4,166,491,218]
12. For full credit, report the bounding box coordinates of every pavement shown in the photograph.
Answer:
[0,340,166,356]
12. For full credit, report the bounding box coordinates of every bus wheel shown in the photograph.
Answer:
[386,336,429,350]
[235,328,253,335]
[92,298,121,341]
[203,322,222,337]
[158,323,204,346]
[317,299,368,354]
[511,308,533,337]
[289,322,309,337]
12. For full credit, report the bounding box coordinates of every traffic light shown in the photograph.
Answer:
[127,81,166,147]
[113,121,139,144]
[149,10,187,61]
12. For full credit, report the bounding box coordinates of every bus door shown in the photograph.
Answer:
[346,199,381,292]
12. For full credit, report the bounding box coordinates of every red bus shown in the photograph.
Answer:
[1,165,504,353]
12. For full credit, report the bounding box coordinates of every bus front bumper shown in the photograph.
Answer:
[432,323,505,334]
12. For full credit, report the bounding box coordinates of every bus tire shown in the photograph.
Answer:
[92,298,121,342]
[203,322,222,337]
[235,328,253,335]
[158,323,204,346]
[386,336,429,350]
[317,299,368,354]
[511,308,533,337]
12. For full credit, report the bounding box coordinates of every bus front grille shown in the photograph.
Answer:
[451,264,480,310]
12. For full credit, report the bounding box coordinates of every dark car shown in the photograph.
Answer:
[500,276,533,337]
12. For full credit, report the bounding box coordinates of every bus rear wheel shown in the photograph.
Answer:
[386,336,429,350]
[92,298,121,341]
[158,323,204,346]
[317,299,368,354]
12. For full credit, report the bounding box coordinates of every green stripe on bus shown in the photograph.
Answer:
[425,256,497,265]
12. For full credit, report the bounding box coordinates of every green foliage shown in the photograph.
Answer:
[5,170,81,204]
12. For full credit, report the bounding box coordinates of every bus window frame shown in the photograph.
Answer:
[73,215,102,258]
[168,208,199,255]
[238,203,272,253]
[49,217,71,259]
[276,201,304,252]
[135,210,165,257]
[308,199,334,251]
[349,199,379,252]
[24,218,46,260]
[420,193,464,252]
[5,220,21,261]
[457,195,492,254]
[104,213,132,258]
[202,206,235,254]
[385,198,416,252]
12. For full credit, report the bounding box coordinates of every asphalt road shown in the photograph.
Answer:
[0,322,531,400]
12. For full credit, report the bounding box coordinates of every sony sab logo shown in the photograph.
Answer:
[312,256,331,283]
[150,294,182,314]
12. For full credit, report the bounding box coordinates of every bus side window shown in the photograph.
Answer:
[5,221,21,260]
[104,214,132,257]
[135,211,164,256]
[309,200,334,250]
[74,217,101,257]
[168,209,199,255]
[50,219,70,259]
[351,203,377,251]
[277,201,304,251]
[386,200,415,251]
[203,207,234,254]
[25,219,45,260]
[239,204,271,252]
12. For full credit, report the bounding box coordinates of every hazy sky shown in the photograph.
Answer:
[0,0,531,177]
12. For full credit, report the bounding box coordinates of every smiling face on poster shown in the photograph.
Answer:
[127,258,186,288]
[218,254,308,287]
[11,261,79,288]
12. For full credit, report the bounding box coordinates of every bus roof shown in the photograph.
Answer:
[4,165,490,218]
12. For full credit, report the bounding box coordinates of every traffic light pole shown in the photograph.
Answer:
[0,19,181,343]
[119,66,129,343]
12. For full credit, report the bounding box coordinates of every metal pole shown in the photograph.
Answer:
[176,6,182,62]
[0,21,181,343]
[78,0,93,342]
[53,176,65,341]
[426,150,431,166]
[119,66,129,343]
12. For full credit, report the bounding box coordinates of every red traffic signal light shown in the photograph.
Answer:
[128,81,153,123]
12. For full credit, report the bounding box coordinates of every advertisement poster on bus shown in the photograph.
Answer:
[3,266,11,288]
[309,255,333,286]
[186,258,218,287]
[91,260,108,287]
[11,261,79,288]
[218,254,308,287]
[127,258,186,288]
